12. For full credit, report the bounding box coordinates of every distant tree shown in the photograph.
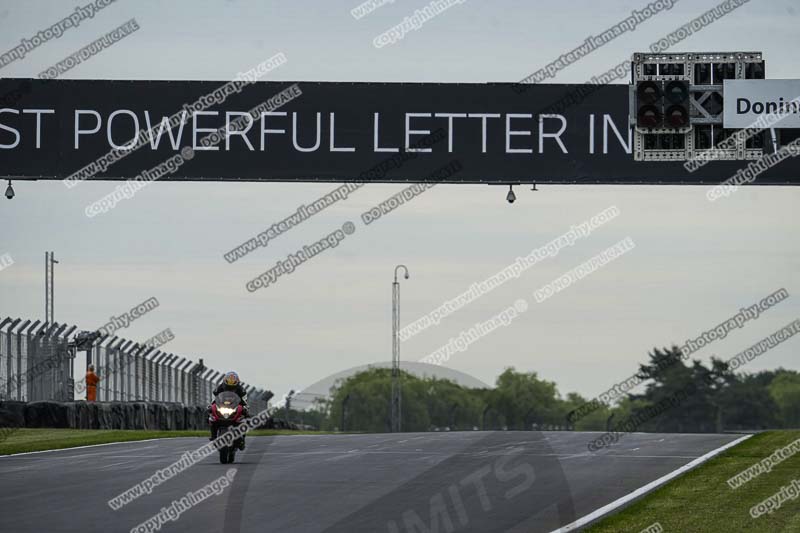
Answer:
[494,368,562,429]
[715,370,779,430]
[625,347,793,432]
[563,392,613,431]
[313,348,796,435]
[769,370,800,428]
[422,377,482,430]
[627,347,720,433]
[326,368,430,432]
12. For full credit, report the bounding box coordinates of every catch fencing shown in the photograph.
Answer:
[0,318,73,402]
[0,316,271,412]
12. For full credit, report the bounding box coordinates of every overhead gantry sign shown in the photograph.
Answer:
[0,55,798,186]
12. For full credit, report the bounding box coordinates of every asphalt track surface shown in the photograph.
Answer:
[0,431,742,532]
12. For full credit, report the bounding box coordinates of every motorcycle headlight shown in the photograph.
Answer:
[218,406,235,418]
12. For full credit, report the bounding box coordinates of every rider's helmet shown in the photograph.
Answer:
[224,371,240,387]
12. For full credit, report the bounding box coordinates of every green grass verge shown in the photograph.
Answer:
[586,431,800,533]
[0,428,333,456]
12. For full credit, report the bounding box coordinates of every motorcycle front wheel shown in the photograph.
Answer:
[219,448,229,464]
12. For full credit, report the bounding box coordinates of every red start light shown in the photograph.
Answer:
[666,105,689,128]
[665,81,689,104]
[638,105,662,128]
[637,81,661,105]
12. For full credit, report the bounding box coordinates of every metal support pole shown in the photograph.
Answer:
[103,341,111,401]
[193,358,205,406]
[133,346,141,401]
[51,253,56,324]
[155,353,167,401]
[113,343,121,401]
[166,358,172,403]
[172,358,179,402]
[139,350,145,401]
[44,252,58,325]
[391,265,409,433]
[65,339,75,402]
[166,355,176,402]
[14,323,23,401]
[124,343,133,401]
[6,319,20,399]
[45,253,48,325]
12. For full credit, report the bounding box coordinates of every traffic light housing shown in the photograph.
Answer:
[636,80,689,131]
[631,51,767,162]
[636,81,663,128]
[664,80,690,129]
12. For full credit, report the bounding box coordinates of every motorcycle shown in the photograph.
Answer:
[209,390,246,464]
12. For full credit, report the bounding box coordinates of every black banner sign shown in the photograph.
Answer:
[0,78,797,184]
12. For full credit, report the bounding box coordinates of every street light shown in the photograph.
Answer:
[391,265,409,433]
[395,265,409,282]
[5,180,13,200]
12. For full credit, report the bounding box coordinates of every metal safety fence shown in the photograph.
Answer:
[0,317,271,411]
[0,318,73,402]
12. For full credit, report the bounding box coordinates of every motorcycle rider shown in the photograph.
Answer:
[209,371,249,449]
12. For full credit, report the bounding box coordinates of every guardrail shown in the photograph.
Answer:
[0,317,271,411]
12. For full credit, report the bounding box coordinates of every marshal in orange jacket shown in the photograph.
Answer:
[85,368,100,402]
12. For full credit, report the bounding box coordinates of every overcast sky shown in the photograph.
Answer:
[0,0,798,403]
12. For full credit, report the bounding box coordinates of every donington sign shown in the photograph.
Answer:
[724,79,800,129]
[0,78,798,184]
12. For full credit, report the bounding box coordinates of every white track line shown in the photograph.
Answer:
[551,434,753,532]
[98,460,138,470]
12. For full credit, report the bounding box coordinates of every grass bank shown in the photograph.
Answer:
[0,428,331,455]
[587,431,800,532]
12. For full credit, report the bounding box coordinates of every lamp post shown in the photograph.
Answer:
[391,265,409,433]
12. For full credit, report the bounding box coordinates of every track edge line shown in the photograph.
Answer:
[549,434,754,532]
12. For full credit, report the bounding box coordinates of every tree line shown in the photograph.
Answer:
[289,346,800,433]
